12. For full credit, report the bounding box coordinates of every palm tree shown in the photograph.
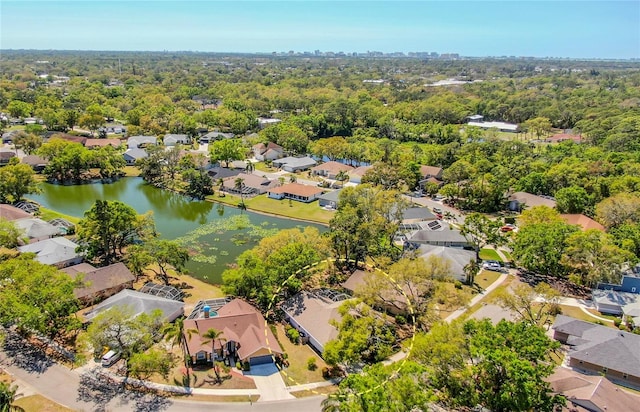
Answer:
[0,382,24,412]
[234,177,245,208]
[335,170,349,188]
[289,174,297,183]
[245,161,255,174]
[217,178,225,197]
[201,328,226,383]
[321,394,342,412]
[161,318,198,369]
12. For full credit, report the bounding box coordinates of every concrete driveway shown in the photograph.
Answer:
[244,363,295,402]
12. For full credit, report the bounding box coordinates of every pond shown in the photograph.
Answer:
[28,177,326,284]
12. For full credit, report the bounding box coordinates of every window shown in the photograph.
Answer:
[196,352,206,360]
[602,367,608,373]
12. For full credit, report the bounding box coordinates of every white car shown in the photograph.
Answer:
[482,261,502,272]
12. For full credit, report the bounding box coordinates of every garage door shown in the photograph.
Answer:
[249,355,274,365]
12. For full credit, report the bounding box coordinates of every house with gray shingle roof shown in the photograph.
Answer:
[552,315,640,387]
[127,135,157,149]
[272,156,317,172]
[83,289,184,323]
[18,237,83,268]
[123,148,148,165]
[163,134,190,146]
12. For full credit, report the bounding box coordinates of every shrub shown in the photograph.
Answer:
[286,327,300,344]
[614,318,622,327]
[454,281,463,290]
[307,357,317,371]
[242,361,251,371]
[395,314,406,325]
[236,361,242,370]
[549,303,562,316]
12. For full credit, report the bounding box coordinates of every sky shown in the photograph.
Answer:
[1,1,639,59]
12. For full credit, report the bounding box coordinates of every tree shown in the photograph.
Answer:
[127,239,189,285]
[323,301,394,367]
[183,169,213,200]
[201,328,226,381]
[7,100,32,118]
[128,349,173,381]
[329,185,408,265]
[334,170,349,188]
[209,139,244,168]
[161,318,196,370]
[524,117,552,139]
[0,382,24,412]
[0,255,80,339]
[595,192,640,229]
[13,133,41,155]
[555,185,591,214]
[495,282,561,326]
[512,218,578,278]
[223,227,329,309]
[561,229,635,286]
[77,200,156,264]
[0,219,23,248]
[459,212,504,262]
[83,305,163,359]
[410,320,563,412]
[0,163,40,203]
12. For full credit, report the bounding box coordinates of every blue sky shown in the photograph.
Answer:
[1,1,638,58]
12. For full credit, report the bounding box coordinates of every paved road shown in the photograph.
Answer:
[402,195,464,224]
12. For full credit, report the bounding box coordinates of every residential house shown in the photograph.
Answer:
[419,165,443,180]
[311,161,354,179]
[18,237,84,268]
[548,367,640,412]
[63,262,136,306]
[561,214,605,232]
[2,130,22,144]
[84,139,122,149]
[208,166,243,180]
[252,142,284,161]
[184,298,283,366]
[200,131,234,144]
[552,314,640,387]
[272,156,317,172]
[0,151,16,165]
[268,183,324,203]
[282,290,347,354]
[22,155,49,172]
[341,270,413,315]
[163,134,191,146]
[14,217,60,241]
[402,207,437,224]
[318,189,341,209]
[508,191,556,211]
[0,204,32,221]
[127,135,157,149]
[221,173,276,196]
[467,120,519,132]
[83,289,184,323]
[123,148,148,165]
[593,273,640,315]
[417,244,475,282]
[45,132,87,146]
[403,221,472,248]
[257,117,282,129]
[348,165,372,184]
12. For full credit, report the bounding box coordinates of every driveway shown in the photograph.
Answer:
[244,363,295,402]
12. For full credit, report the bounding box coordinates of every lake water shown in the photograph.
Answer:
[29,177,325,284]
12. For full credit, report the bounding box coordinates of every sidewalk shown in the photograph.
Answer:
[445,271,509,323]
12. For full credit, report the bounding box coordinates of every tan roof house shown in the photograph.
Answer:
[252,142,284,161]
[420,165,443,180]
[184,299,283,366]
[85,138,122,148]
[268,183,324,203]
[311,161,354,179]
[63,262,136,306]
[548,367,640,412]
[349,165,372,184]
[560,214,605,232]
[0,204,32,221]
[221,173,276,196]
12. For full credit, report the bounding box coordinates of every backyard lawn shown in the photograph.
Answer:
[36,206,81,224]
[475,270,501,290]
[206,193,333,225]
[479,248,502,262]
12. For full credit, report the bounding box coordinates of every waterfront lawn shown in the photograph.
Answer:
[206,193,334,225]
[479,248,502,262]
[37,205,82,224]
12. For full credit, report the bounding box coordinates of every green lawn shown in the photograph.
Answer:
[35,205,82,224]
[253,162,277,173]
[13,395,74,412]
[479,248,503,262]
[475,270,501,290]
[205,193,333,225]
[501,250,513,262]
[275,324,328,385]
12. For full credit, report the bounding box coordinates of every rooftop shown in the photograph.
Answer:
[269,182,324,197]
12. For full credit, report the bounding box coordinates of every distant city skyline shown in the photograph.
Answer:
[1,1,639,59]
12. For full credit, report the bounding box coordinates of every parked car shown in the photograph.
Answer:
[432,207,443,214]
[482,260,502,272]
[101,349,121,367]
[501,224,515,232]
